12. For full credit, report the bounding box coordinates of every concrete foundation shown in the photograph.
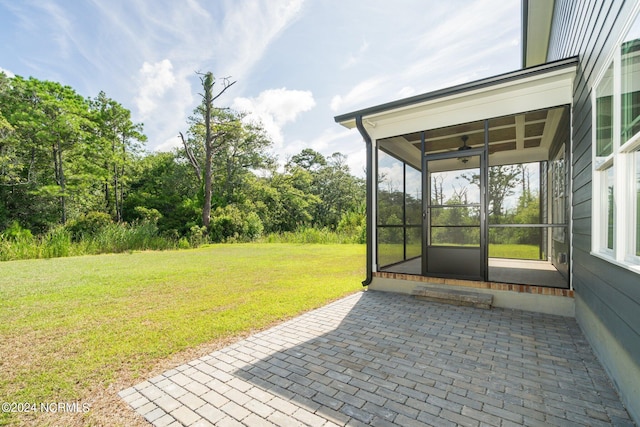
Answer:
[369,276,575,317]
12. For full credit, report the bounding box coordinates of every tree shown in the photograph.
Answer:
[89,92,146,222]
[211,115,274,206]
[123,152,199,236]
[462,164,522,223]
[181,72,236,230]
[285,149,365,229]
[287,148,326,172]
[1,77,95,226]
[0,74,147,232]
[248,168,320,233]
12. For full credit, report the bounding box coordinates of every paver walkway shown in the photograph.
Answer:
[120,291,635,426]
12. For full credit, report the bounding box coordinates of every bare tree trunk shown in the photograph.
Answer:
[54,139,67,224]
[197,72,235,231]
[112,140,120,222]
[118,134,126,222]
[202,73,214,230]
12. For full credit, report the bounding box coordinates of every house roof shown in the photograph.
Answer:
[333,56,578,130]
[522,0,555,67]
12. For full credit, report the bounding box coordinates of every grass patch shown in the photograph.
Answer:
[0,243,364,426]
[489,243,541,260]
[377,243,541,266]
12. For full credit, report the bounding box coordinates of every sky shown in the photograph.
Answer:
[0,0,521,177]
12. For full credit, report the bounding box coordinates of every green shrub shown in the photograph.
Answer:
[66,211,113,241]
[1,221,33,241]
[188,225,207,247]
[178,237,191,249]
[90,222,168,253]
[337,210,366,244]
[209,204,264,243]
[132,206,162,225]
[245,211,264,241]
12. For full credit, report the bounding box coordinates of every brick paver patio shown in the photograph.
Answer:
[120,291,634,426]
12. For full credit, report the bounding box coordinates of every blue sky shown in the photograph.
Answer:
[0,0,521,176]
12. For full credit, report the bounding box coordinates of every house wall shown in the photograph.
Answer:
[547,0,640,421]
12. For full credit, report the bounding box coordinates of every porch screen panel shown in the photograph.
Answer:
[377,149,422,269]
[405,166,422,259]
[377,151,404,267]
[428,160,481,248]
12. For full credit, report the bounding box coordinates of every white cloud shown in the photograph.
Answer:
[148,67,195,152]
[0,67,15,78]
[87,0,306,150]
[134,59,177,117]
[215,0,305,79]
[330,77,386,112]
[233,88,315,147]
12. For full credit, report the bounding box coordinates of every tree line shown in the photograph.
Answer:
[0,72,365,256]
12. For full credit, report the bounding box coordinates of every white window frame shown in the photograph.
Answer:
[591,6,640,272]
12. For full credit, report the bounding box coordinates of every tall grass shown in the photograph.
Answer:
[0,223,180,261]
[260,227,365,244]
[1,223,366,261]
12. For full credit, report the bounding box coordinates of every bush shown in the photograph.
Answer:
[209,205,264,243]
[1,221,33,241]
[188,225,207,247]
[245,211,264,241]
[0,219,180,262]
[337,210,366,244]
[65,211,113,241]
[132,206,162,225]
[177,237,191,249]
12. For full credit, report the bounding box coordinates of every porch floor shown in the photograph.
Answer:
[382,257,568,288]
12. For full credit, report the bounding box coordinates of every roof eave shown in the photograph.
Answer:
[334,55,577,128]
[522,0,555,68]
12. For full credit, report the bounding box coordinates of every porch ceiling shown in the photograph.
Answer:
[378,104,569,168]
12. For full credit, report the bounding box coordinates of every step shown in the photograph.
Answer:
[411,285,493,309]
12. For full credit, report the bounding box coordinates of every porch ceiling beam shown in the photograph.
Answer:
[540,107,564,153]
[515,114,526,151]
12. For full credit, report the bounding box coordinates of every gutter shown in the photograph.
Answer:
[355,116,373,287]
[522,0,529,69]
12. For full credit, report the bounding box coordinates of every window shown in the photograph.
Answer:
[622,38,640,143]
[597,63,614,157]
[594,63,616,254]
[602,165,615,251]
[592,10,640,269]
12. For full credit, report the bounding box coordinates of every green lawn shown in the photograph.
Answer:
[0,244,364,426]
[489,243,541,260]
[378,243,541,266]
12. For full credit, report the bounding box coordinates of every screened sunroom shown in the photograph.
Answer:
[336,57,578,290]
